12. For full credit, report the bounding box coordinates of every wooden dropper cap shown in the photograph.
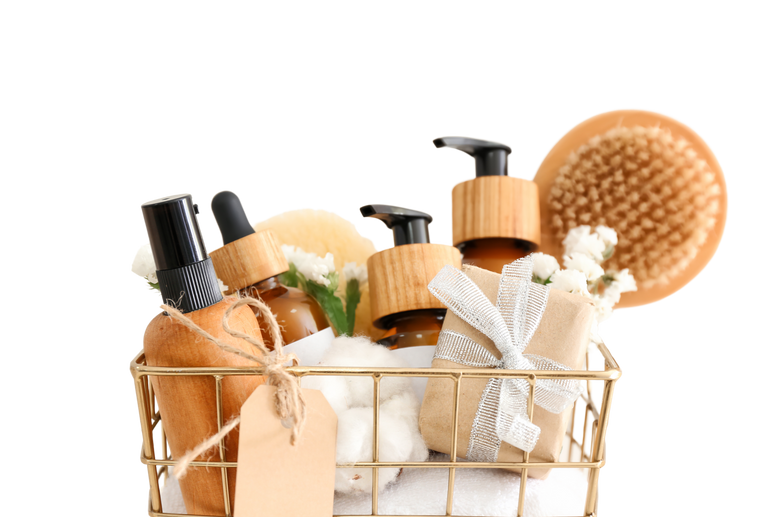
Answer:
[361,205,462,328]
[436,137,541,248]
[208,191,289,295]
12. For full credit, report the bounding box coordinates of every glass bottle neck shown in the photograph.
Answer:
[380,309,446,332]
[377,309,447,349]
[243,275,285,294]
[458,238,535,273]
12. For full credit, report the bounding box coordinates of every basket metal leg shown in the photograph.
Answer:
[516,374,536,517]
[215,375,233,517]
[134,373,163,514]
[446,373,462,515]
[372,373,381,516]
[584,379,615,516]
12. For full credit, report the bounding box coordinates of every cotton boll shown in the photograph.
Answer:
[334,402,425,494]
[320,336,411,407]
[380,392,429,463]
[334,407,400,493]
[300,374,350,416]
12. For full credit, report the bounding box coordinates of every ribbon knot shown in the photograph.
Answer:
[428,255,582,461]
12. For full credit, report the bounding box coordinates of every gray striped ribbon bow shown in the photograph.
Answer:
[428,255,582,461]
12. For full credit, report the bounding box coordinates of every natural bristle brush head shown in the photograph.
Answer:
[534,110,727,308]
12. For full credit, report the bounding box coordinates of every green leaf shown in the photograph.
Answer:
[147,281,160,291]
[532,275,551,286]
[280,263,299,288]
[292,273,347,335]
[326,271,339,293]
[303,279,348,336]
[344,278,362,336]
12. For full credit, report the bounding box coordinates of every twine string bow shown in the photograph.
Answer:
[428,255,582,460]
[161,296,306,479]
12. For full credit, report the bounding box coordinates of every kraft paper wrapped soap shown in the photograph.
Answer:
[419,261,594,479]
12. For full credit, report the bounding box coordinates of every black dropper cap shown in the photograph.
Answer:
[141,194,223,313]
[433,136,512,177]
[360,204,432,246]
[212,191,256,245]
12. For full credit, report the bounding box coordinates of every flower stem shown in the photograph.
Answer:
[345,278,361,336]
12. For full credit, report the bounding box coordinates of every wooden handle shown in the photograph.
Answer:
[452,176,541,247]
[367,244,461,326]
[210,230,288,294]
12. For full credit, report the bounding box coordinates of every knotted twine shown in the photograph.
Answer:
[428,256,582,462]
[161,296,306,479]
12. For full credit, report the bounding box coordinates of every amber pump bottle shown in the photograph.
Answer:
[360,204,462,350]
[141,194,264,516]
[436,137,541,273]
[209,191,329,349]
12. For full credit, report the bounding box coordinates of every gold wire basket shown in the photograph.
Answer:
[131,341,620,517]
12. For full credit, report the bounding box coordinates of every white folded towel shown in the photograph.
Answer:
[160,452,588,516]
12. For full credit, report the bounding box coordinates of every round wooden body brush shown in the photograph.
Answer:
[534,110,727,307]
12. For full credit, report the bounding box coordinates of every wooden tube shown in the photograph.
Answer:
[143,298,265,516]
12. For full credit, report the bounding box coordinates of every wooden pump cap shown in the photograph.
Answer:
[367,243,462,327]
[452,176,541,248]
[209,229,289,295]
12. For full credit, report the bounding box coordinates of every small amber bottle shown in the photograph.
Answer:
[360,204,462,350]
[209,192,329,348]
[435,136,541,273]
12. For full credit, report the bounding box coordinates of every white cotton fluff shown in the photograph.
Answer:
[300,374,350,415]
[334,393,429,493]
[303,335,428,495]
[319,335,412,407]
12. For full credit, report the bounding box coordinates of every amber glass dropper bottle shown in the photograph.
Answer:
[209,191,329,348]
[360,204,462,350]
[435,136,541,273]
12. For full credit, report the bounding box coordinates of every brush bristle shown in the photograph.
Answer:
[547,126,721,289]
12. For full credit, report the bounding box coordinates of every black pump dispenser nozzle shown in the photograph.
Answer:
[360,204,432,246]
[433,136,511,177]
[141,194,222,313]
[212,191,256,245]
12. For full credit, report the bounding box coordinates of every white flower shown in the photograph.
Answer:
[132,244,158,284]
[281,244,306,267]
[343,262,368,285]
[282,244,336,287]
[602,268,637,305]
[548,269,590,296]
[532,252,560,281]
[562,225,606,262]
[217,278,229,293]
[595,225,618,248]
[588,293,615,344]
[563,252,605,282]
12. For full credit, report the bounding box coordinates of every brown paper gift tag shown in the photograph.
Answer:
[235,385,338,517]
[419,265,594,479]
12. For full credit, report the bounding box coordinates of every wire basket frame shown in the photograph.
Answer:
[131,342,620,517]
